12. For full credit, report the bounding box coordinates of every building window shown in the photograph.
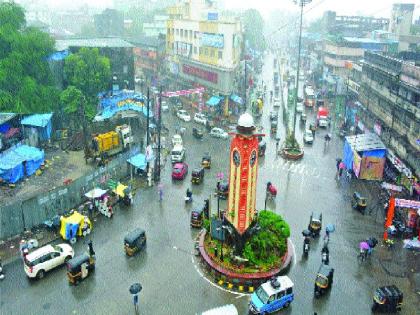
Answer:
[194,31,198,39]
[194,46,197,54]
[176,29,179,35]
[204,48,208,56]
[189,30,192,40]
[123,65,128,74]
[210,50,215,57]
[218,51,223,59]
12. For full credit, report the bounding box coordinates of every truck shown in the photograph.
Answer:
[317,107,329,128]
[89,124,133,161]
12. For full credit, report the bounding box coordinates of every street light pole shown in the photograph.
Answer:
[292,0,311,139]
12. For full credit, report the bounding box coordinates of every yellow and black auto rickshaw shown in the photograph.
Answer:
[372,285,403,313]
[66,253,95,285]
[216,181,229,200]
[314,264,334,298]
[191,167,205,185]
[352,191,367,214]
[201,152,211,169]
[190,208,204,228]
[308,212,322,237]
[124,228,147,256]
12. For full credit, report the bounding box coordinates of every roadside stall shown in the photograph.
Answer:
[343,133,386,180]
[60,211,92,244]
[108,180,133,206]
[85,188,113,218]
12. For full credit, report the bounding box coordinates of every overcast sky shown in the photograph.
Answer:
[38,0,420,20]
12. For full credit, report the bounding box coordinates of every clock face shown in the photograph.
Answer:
[233,150,241,166]
[250,150,257,167]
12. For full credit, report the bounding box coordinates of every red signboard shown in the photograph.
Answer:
[182,64,218,83]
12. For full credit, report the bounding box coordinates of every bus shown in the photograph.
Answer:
[304,86,315,107]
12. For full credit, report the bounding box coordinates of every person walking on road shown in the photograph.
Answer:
[338,161,345,179]
[158,183,163,202]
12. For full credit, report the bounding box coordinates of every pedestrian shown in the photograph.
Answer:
[88,202,94,219]
[276,138,280,151]
[158,183,163,202]
[324,229,330,241]
[338,161,345,178]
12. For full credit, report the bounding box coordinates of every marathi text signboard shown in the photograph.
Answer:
[182,65,218,83]
[395,198,420,209]
[199,33,224,48]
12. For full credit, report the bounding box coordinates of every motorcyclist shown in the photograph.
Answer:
[303,236,311,255]
[0,259,4,280]
[321,243,329,265]
[186,188,193,202]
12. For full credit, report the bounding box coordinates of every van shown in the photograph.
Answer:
[202,304,238,315]
[171,144,185,163]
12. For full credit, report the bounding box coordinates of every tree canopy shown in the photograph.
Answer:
[0,2,59,113]
[243,210,290,266]
[243,9,266,51]
[61,48,111,119]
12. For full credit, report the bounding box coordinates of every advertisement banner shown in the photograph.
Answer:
[360,156,385,180]
[353,151,361,178]
[182,64,218,83]
[395,198,420,209]
[199,33,224,48]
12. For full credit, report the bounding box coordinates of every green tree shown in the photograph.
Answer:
[243,9,266,51]
[243,210,290,266]
[62,48,111,119]
[0,2,58,113]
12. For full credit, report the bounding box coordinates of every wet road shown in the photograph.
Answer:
[1,53,418,315]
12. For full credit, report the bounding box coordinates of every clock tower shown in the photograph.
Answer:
[227,113,261,235]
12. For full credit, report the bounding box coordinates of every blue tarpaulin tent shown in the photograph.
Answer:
[127,153,147,171]
[343,134,386,180]
[0,144,44,183]
[206,96,222,107]
[21,113,53,140]
[94,91,151,121]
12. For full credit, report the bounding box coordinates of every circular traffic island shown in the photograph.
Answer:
[281,134,304,160]
[197,211,293,293]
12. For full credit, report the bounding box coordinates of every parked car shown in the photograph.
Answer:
[193,113,207,125]
[273,98,281,107]
[161,100,169,112]
[172,134,183,147]
[23,244,74,279]
[303,129,314,144]
[296,101,304,113]
[172,162,188,180]
[209,127,229,139]
[177,110,191,122]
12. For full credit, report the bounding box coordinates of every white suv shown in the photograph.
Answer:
[193,113,207,125]
[24,244,74,279]
[176,110,191,122]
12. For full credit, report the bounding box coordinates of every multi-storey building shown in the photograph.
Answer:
[165,0,242,96]
[358,51,420,176]
[143,15,169,37]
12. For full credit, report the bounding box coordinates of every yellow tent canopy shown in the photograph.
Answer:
[60,211,92,240]
[113,183,128,198]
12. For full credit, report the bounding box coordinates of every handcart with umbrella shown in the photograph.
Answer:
[85,188,112,218]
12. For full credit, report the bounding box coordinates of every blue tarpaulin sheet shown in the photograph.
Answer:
[127,153,146,170]
[0,144,44,183]
[206,96,221,107]
[47,50,70,61]
[21,113,53,140]
[230,94,244,105]
[95,91,151,121]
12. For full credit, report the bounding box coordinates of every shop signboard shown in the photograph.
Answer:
[182,64,218,83]
[207,12,218,21]
[395,198,420,210]
[381,182,403,192]
[199,33,224,48]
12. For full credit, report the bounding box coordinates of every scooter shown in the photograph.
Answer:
[0,259,5,280]
[321,244,329,265]
[303,237,310,256]
[185,191,193,204]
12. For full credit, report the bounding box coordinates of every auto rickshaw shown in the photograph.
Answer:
[258,139,266,157]
[190,208,204,228]
[308,212,322,237]
[202,152,211,169]
[191,167,205,184]
[192,127,204,139]
[352,191,367,214]
[301,113,307,123]
[124,228,147,256]
[372,285,403,313]
[216,181,229,200]
[66,253,95,285]
[270,120,278,134]
[314,264,334,298]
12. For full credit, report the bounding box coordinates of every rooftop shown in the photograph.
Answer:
[0,113,17,125]
[345,133,386,152]
[55,37,134,51]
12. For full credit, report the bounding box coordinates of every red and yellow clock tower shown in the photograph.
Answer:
[227,113,262,235]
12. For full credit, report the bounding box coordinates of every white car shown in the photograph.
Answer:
[193,113,207,125]
[161,100,168,112]
[273,98,281,107]
[172,134,183,146]
[209,127,229,139]
[296,101,303,113]
[177,110,191,122]
[23,244,74,279]
[303,129,314,144]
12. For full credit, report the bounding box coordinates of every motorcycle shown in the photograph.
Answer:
[0,259,4,280]
[185,189,193,204]
[303,235,311,257]
[321,244,329,265]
